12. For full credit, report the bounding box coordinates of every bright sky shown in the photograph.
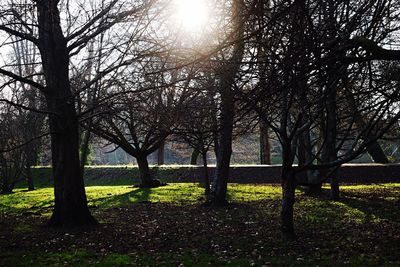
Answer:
[171,0,211,34]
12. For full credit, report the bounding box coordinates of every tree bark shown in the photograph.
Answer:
[202,152,211,196]
[260,121,272,165]
[281,168,297,239]
[330,170,340,200]
[26,162,35,191]
[157,141,165,165]
[212,87,234,206]
[325,93,340,200]
[136,154,159,188]
[37,1,95,227]
[343,83,389,163]
[298,126,322,195]
[80,129,92,175]
[190,148,200,165]
[366,141,389,163]
[212,0,244,206]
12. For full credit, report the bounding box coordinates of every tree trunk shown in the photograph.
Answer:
[37,1,95,227]
[80,129,91,175]
[212,0,244,206]
[325,93,339,199]
[366,141,389,163]
[281,168,297,239]
[212,87,234,206]
[202,152,211,196]
[46,103,96,226]
[298,127,322,196]
[190,148,200,165]
[344,83,389,163]
[157,141,165,165]
[1,184,13,194]
[26,162,35,191]
[260,121,272,165]
[329,168,340,200]
[136,155,159,188]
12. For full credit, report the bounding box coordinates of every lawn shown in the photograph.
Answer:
[0,183,399,266]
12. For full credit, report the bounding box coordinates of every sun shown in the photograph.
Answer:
[172,0,210,34]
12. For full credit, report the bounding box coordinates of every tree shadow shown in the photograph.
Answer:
[92,188,152,209]
[338,190,400,222]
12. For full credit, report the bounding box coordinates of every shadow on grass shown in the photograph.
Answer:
[91,188,152,208]
[296,186,400,226]
[339,191,400,222]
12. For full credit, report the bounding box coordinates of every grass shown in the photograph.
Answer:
[1,181,399,266]
[0,183,284,215]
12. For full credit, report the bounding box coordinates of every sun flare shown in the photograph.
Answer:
[172,0,210,33]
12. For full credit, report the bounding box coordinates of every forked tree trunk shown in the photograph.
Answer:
[37,1,95,227]
[281,168,297,239]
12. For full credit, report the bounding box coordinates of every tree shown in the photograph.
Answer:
[0,0,152,226]
[87,54,194,187]
[239,0,400,238]
[10,34,46,191]
[211,0,245,206]
[0,104,26,194]
[176,84,218,197]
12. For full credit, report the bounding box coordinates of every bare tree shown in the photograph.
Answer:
[239,0,400,238]
[0,0,153,226]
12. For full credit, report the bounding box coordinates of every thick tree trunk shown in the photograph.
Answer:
[37,1,95,227]
[47,109,96,226]
[281,168,297,239]
[190,148,200,165]
[260,121,272,165]
[136,155,159,188]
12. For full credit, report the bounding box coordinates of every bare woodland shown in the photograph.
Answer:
[0,0,400,239]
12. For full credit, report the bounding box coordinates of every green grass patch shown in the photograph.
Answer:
[1,183,399,266]
[2,183,399,217]
[0,183,283,215]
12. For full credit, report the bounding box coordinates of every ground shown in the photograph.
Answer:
[0,183,399,266]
